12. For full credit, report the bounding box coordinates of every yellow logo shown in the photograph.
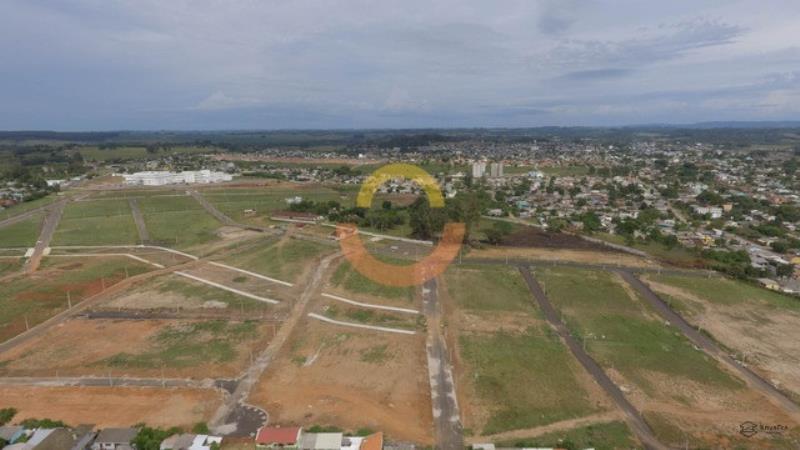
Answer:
[337,163,465,287]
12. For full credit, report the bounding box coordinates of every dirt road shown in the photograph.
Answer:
[25,200,66,273]
[618,270,800,421]
[128,198,150,244]
[423,278,463,450]
[518,266,666,450]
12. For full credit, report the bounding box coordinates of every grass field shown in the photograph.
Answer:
[495,421,636,449]
[322,304,420,330]
[0,212,43,247]
[0,195,59,221]
[202,186,350,224]
[0,258,23,276]
[330,259,415,302]
[0,257,151,342]
[460,326,601,435]
[53,200,139,246]
[445,265,533,312]
[219,237,332,283]
[650,274,800,310]
[139,196,222,248]
[536,268,742,395]
[540,165,591,177]
[592,233,703,267]
[101,320,260,369]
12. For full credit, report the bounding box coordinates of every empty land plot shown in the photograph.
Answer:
[467,246,656,268]
[0,195,59,221]
[440,267,608,437]
[315,301,421,332]
[0,212,42,248]
[328,258,415,304]
[202,186,349,225]
[139,196,223,249]
[53,199,139,245]
[644,274,800,402]
[251,317,433,444]
[537,267,798,447]
[0,258,23,277]
[219,237,333,284]
[0,319,272,379]
[103,272,279,313]
[0,257,151,343]
[494,421,637,449]
[0,386,221,428]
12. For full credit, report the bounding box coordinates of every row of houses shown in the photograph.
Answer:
[255,427,384,450]
[0,426,220,450]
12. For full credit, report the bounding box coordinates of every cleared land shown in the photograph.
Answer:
[53,199,139,246]
[0,212,43,248]
[0,257,151,343]
[0,386,221,428]
[442,265,612,437]
[467,246,656,268]
[217,236,333,284]
[328,258,416,304]
[251,315,432,444]
[644,274,800,402]
[139,196,223,249]
[494,420,637,449]
[537,267,800,448]
[0,318,273,379]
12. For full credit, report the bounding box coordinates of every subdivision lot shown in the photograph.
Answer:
[0,258,23,277]
[644,274,800,402]
[313,298,421,332]
[251,315,433,444]
[494,420,637,450]
[537,267,800,448]
[0,212,43,248]
[441,266,612,438]
[0,318,273,379]
[327,258,416,305]
[0,257,151,343]
[466,246,657,268]
[0,385,221,428]
[53,199,139,246]
[217,236,334,284]
[138,195,223,249]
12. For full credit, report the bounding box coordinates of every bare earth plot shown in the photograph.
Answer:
[537,267,800,448]
[0,318,274,379]
[251,313,433,444]
[0,257,152,343]
[644,274,800,403]
[52,199,139,246]
[0,386,221,428]
[441,265,617,440]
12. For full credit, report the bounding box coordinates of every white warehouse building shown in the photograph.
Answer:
[122,170,233,186]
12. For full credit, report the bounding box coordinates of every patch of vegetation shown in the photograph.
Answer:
[102,320,259,369]
[0,213,43,248]
[0,408,17,425]
[495,421,636,450]
[20,418,68,428]
[460,326,599,435]
[650,274,800,310]
[359,344,391,363]
[445,265,533,312]
[221,238,331,283]
[54,199,139,245]
[331,260,414,302]
[133,425,183,450]
[139,196,222,249]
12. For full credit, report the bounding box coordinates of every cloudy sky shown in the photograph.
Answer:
[1,0,799,130]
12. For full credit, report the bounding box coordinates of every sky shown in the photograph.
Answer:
[1,0,800,130]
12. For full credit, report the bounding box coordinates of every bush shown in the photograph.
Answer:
[0,408,16,426]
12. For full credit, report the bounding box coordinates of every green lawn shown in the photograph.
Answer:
[101,320,260,369]
[445,264,534,312]
[461,326,601,435]
[139,196,222,248]
[53,200,139,246]
[536,267,742,395]
[0,257,151,342]
[0,212,42,247]
[330,258,415,302]
[540,165,590,177]
[219,237,332,283]
[495,421,636,450]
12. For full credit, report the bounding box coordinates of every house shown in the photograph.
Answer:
[757,278,781,291]
[160,434,222,450]
[298,433,342,450]
[358,433,382,450]
[0,426,25,445]
[8,428,75,450]
[91,428,137,450]
[255,427,302,449]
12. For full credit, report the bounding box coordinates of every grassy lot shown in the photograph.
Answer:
[219,237,332,283]
[330,258,415,302]
[202,186,350,223]
[540,165,591,177]
[445,264,533,312]
[0,212,43,247]
[158,276,271,311]
[649,274,800,310]
[101,320,259,368]
[139,196,222,248]
[592,233,703,267]
[53,200,139,246]
[0,258,23,276]
[322,304,420,330]
[0,257,151,342]
[536,267,742,395]
[76,145,214,162]
[495,421,636,449]
[0,195,59,221]
[461,326,601,435]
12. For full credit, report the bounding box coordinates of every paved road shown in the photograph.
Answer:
[618,270,800,420]
[128,198,150,244]
[210,251,342,436]
[518,266,666,450]
[422,278,464,450]
[25,200,66,273]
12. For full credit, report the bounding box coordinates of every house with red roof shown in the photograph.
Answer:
[255,427,303,450]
